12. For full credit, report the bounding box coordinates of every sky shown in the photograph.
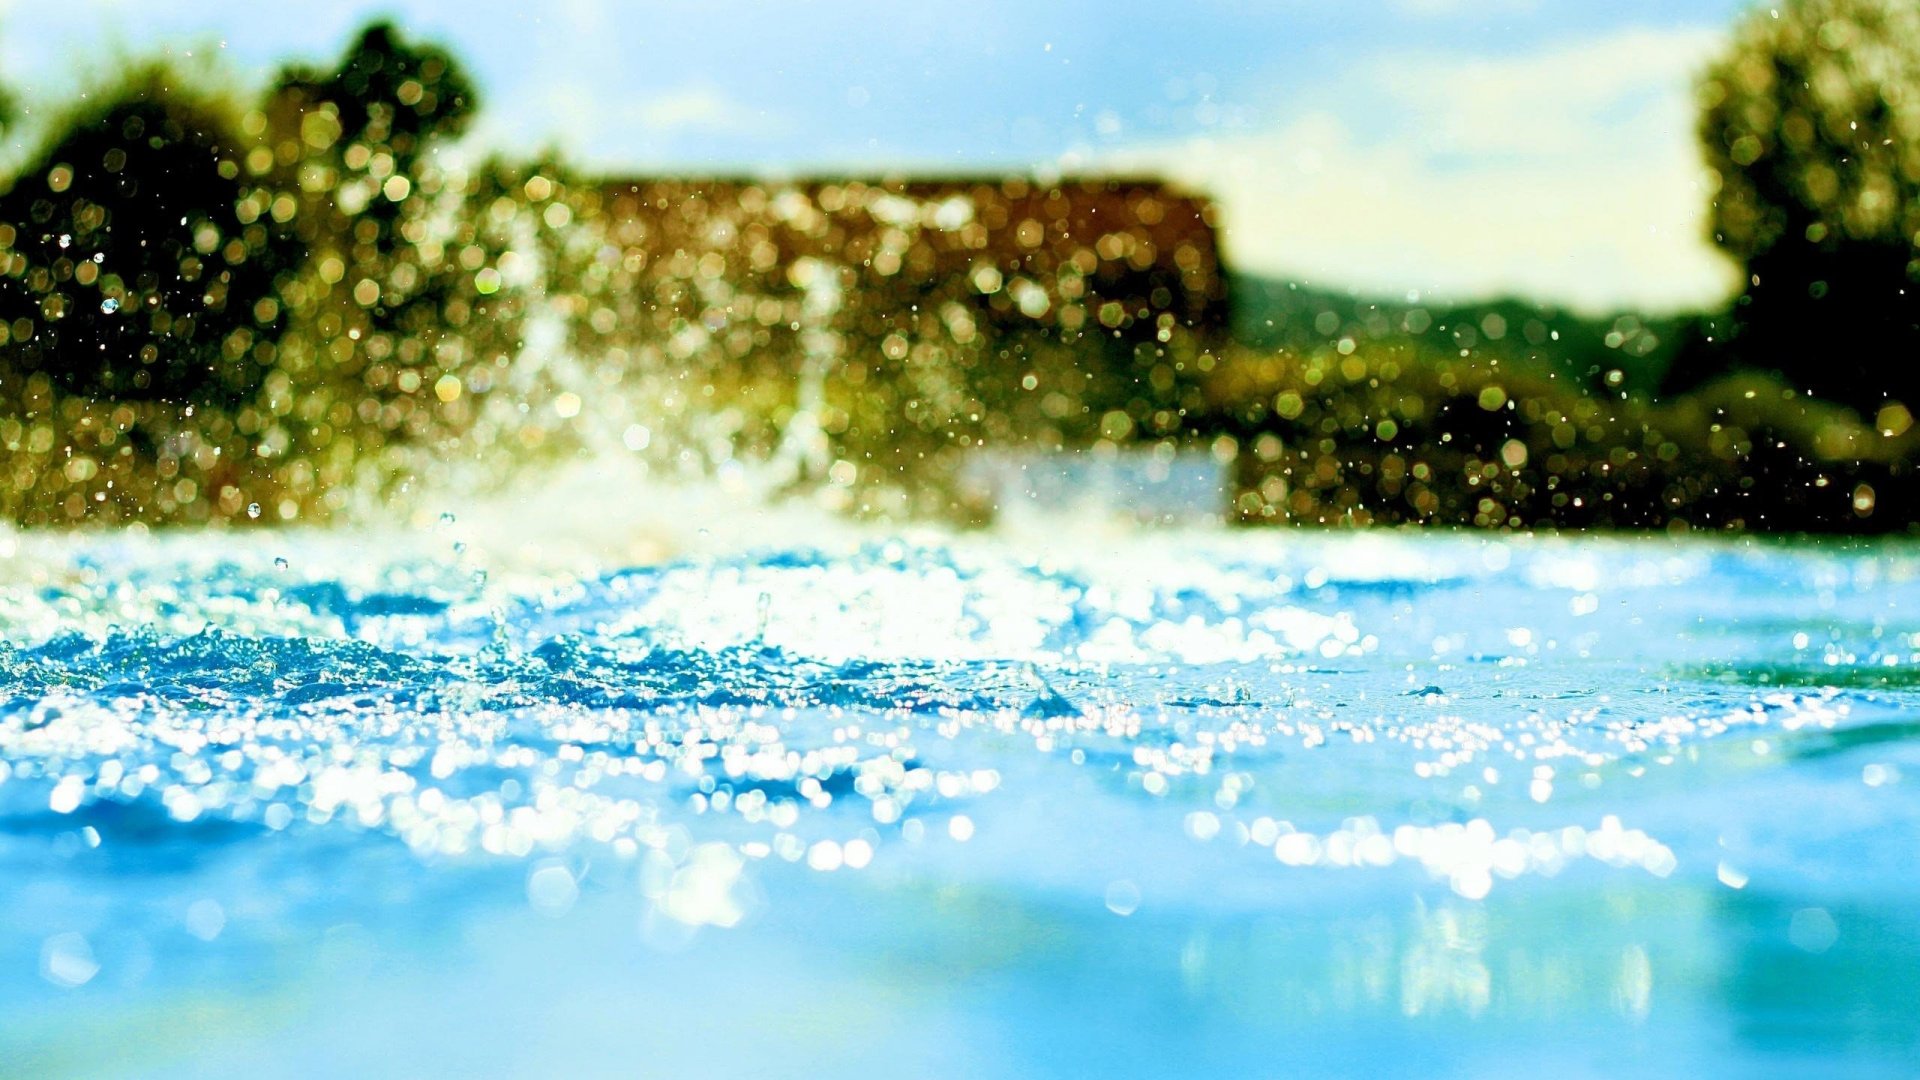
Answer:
[0,0,1759,313]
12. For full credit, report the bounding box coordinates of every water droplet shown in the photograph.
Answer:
[40,933,97,988]
[99,298,119,314]
[1789,907,1839,954]
[527,862,578,917]
[274,557,289,570]
[246,503,261,519]
[185,899,226,941]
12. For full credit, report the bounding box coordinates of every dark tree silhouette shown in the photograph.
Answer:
[1686,0,1920,411]
[0,71,304,404]
[265,22,482,367]
[276,22,477,174]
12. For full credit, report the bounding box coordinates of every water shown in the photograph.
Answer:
[2,507,1917,1077]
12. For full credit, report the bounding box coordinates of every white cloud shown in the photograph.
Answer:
[1109,26,1742,313]
[634,88,765,135]
[555,0,609,36]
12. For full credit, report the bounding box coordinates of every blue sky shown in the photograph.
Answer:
[0,0,1758,311]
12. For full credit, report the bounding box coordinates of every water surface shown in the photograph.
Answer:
[2,520,1916,1077]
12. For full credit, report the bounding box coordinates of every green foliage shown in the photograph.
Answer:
[1693,0,1920,409]
[250,25,526,513]
[0,67,311,525]
[1208,341,1916,532]
[274,21,477,175]
[1230,275,1708,396]
[0,31,506,525]
[0,67,304,404]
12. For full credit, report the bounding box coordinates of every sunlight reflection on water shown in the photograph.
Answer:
[2,517,1918,1076]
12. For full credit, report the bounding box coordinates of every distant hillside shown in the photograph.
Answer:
[1227,275,1717,397]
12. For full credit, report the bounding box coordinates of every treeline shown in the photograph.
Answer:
[1201,344,1915,531]
[0,24,1222,525]
[1210,0,1920,531]
[0,26,541,523]
[1672,0,1920,411]
[1229,277,1707,397]
[1235,0,1920,422]
[0,0,1916,532]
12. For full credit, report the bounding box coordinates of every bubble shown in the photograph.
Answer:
[527,862,579,917]
[658,843,749,928]
[1788,907,1839,954]
[1183,811,1221,841]
[1104,879,1141,916]
[48,775,84,814]
[40,933,98,988]
[1451,868,1494,901]
[185,899,226,941]
[806,840,844,872]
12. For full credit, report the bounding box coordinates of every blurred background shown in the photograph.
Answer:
[0,0,1914,531]
[1,0,1745,310]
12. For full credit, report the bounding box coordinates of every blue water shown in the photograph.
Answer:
[2,523,1917,1077]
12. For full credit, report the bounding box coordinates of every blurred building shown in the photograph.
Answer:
[590,174,1229,367]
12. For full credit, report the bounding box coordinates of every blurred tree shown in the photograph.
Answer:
[255,23,518,498]
[0,68,303,404]
[264,20,481,363]
[1690,0,1920,411]
[271,22,477,232]
[0,23,519,524]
